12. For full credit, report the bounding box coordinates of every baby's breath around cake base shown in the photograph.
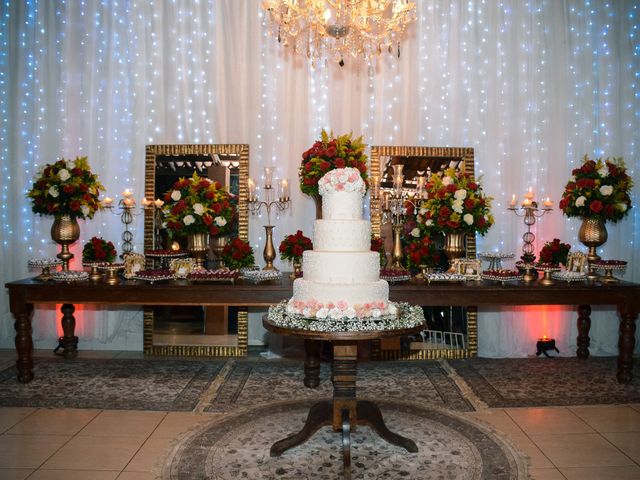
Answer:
[267,301,425,333]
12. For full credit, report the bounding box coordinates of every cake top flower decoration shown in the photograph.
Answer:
[318,167,367,196]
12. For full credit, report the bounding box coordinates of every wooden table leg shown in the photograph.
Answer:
[576,304,591,359]
[356,400,418,452]
[304,339,321,388]
[617,305,637,384]
[12,302,34,383]
[60,304,79,359]
[270,400,332,457]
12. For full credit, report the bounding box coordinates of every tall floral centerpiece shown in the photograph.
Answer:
[27,156,105,269]
[559,156,633,266]
[422,167,494,267]
[162,172,236,266]
[299,129,368,218]
[279,230,313,278]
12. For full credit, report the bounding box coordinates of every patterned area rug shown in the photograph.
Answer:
[205,359,474,413]
[163,399,527,479]
[0,357,225,411]
[447,356,640,408]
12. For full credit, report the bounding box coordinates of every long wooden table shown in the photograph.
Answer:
[5,276,639,383]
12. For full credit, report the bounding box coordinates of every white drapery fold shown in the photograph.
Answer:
[1,0,638,355]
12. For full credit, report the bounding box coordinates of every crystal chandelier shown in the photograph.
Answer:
[262,0,417,67]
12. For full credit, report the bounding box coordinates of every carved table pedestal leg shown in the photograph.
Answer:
[576,304,591,359]
[60,304,79,359]
[13,303,34,383]
[617,305,637,384]
[304,339,321,388]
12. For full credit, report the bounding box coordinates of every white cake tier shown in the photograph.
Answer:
[303,250,380,283]
[322,191,363,220]
[292,278,389,307]
[313,219,371,252]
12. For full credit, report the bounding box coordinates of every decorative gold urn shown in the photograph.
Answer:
[443,232,466,272]
[51,215,80,270]
[290,258,302,279]
[210,235,229,268]
[187,232,210,268]
[263,225,277,270]
[578,218,607,279]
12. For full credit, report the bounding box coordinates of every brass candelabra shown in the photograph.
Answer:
[248,167,291,270]
[507,190,553,282]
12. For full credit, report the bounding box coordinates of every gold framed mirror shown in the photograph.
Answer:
[370,146,477,360]
[142,144,249,357]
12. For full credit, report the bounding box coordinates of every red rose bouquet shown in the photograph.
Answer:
[279,230,313,261]
[162,172,236,236]
[27,156,105,219]
[403,235,441,270]
[559,156,633,223]
[538,238,571,266]
[299,129,368,196]
[422,168,494,235]
[82,236,116,263]
[220,237,255,270]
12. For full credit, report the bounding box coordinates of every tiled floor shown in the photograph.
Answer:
[1,350,639,479]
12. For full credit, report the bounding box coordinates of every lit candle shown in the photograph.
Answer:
[543,197,553,208]
[383,191,390,210]
[281,178,289,200]
[141,197,152,207]
[264,166,273,189]
[416,176,426,198]
[248,178,256,201]
[154,199,164,208]
[522,198,532,207]
[102,196,113,207]
[123,198,134,207]
[524,186,534,200]
[122,189,133,198]
[509,194,517,207]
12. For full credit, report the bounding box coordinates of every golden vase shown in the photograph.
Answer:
[187,232,210,268]
[51,215,80,270]
[263,225,277,270]
[578,218,607,280]
[210,235,229,268]
[443,232,466,272]
[290,258,302,279]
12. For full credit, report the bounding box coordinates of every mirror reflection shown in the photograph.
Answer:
[143,144,249,357]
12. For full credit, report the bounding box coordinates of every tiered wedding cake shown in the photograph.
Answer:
[286,167,395,320]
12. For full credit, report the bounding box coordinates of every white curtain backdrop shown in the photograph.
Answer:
[1,0,638,356]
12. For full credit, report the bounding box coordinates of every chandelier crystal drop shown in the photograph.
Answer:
[262,0,417,66]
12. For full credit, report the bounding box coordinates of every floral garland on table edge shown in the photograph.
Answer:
[220,237,255,270]
[279,230,313,262]
[286,299,396,320]
[27,156,105,219]
[538,238,571,266]
[299,129,368,197]
[559,155,633,223]
[161,172,236,237]
[421,167,494,236]
[82,236,117,263]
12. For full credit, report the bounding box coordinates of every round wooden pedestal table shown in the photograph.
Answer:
[263,315,424,480]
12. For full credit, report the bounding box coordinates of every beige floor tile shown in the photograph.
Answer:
[8,408,100,435]
[150,412,213,439]
[505,407,594,435]
[0,434,71,469]
[528,468,567,480]
[504,434,553,468]
[569,405,640,433]
[467,409,524,436]
[529,433,635,468]
[628,404,640,413]
[0,468,35,480]
[0,408,37,433]
[27,470,119,480]
[602,431,640,463]
[559,465,640,480]
[117,472,158,480]
[125,437,174,472]
[42,435,143,471]
[79,411,166,438]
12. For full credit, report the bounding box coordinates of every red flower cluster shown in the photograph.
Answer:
[82,236,116,263]
[538,238,571,266]
[403,236,440,270]
[559,156,632,223]
[279,230,313,261]
[220,237,254,270]
[370,236,386,267]
[299,129,368,196]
